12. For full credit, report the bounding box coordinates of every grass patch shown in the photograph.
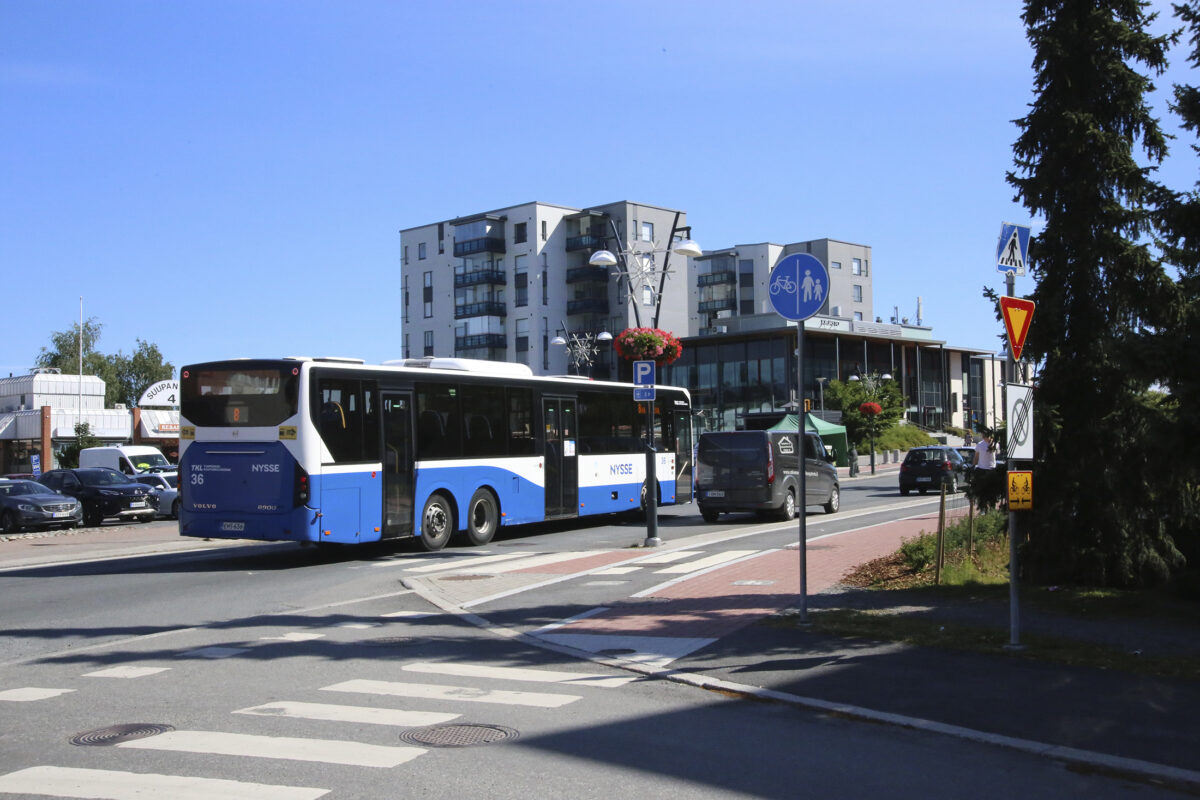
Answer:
[796,608,1200,681]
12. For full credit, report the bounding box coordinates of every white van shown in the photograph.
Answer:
[79,445,174,476]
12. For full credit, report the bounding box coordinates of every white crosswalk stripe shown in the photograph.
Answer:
[321,678,582,708]
[118,730,424,768]
[401,661,638,687]
[0,766,328,799]
[653,550,758,574]
[0,687,74,702]
[234,701,459,727]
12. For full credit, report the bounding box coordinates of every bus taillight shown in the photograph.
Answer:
[294,464,310,507]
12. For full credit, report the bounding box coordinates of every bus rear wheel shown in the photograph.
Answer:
[464,489,498,546]
[420,494,453,552]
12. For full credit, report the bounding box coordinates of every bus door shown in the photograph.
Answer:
[381,392,415,539]
[543,396,577,519]
[673,406,694,503]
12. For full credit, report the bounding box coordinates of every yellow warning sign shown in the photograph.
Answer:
[1008,470,1033,510]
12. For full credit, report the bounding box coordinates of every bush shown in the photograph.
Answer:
[874,424,936,451]
[900,510,1008,571]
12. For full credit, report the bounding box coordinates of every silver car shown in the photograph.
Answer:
[134,473,180,519]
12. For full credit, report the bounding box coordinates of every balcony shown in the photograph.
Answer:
[566,265,610,284]
[697,270,736,287]
[567,298,609,315]
[456,333,507,350]
[455,300,507,319]
[453,237,506,257]
[698,297,737,313]
[565,232,607,252]
[454,268,507,288]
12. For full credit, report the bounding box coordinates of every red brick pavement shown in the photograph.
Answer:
[550,513,946,639]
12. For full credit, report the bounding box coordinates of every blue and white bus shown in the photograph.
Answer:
[177,357,693,550]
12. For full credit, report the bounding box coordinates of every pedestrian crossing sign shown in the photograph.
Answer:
[1008,470,1033,511]
[997,223,1031,276]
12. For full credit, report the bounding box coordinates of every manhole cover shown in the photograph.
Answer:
[70,723,175,746]
[366,636,412,646]
[440,574,494,582]
[400,723,519,748]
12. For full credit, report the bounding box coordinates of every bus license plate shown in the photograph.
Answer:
[706,490,725,498]
[221,521,245,532]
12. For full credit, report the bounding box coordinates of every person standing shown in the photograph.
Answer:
[973,431,997,470]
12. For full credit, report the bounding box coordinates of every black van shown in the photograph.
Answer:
[695,430,840,523]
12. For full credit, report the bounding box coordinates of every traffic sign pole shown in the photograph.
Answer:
[1004,271,1024,651]
[633,361,660,547]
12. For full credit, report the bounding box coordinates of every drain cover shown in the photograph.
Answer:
[70,723,175,746]
[400,723,519,748]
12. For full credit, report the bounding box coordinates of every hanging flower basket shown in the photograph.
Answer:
[613,327,683,365]
[859,401,882,416]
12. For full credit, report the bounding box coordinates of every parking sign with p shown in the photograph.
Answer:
[633,360,655,401]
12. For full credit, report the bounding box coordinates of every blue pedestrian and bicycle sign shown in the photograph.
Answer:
[633,359,655,401]
[769,253,829,322]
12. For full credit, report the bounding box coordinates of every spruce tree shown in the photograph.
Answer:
[1009,0,1183,585]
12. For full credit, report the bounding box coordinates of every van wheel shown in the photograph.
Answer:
[823,485,840,514]
[700,507,720,523]
[420,494,453,552]
[777,490,797,521]
[464,488,498,546]
[900,487,910,496]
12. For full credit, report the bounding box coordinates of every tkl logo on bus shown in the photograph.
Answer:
[610,463,634,476]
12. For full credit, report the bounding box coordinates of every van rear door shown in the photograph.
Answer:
[697,432,771,504]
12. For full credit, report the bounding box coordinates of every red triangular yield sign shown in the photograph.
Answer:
[999,296,1035,361]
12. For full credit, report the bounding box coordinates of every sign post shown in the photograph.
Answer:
[632,360,659,547]
[997,223,1033,650]
[768,252,830,624]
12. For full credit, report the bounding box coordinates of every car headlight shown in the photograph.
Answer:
[99,489,120,496]
[17,503,36,512]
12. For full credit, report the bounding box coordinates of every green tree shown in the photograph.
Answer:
[35,320,174,408]
[1009,0,1183,585]
[825,375,905,448]
[57,422,102,469]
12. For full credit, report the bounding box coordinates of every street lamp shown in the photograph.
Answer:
[816,376,828,415]
[551,323,613,377]
[849,372,892,475]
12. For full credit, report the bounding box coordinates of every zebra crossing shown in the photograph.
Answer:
[0,643,639,799]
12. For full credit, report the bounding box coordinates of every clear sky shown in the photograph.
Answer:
[2,1,1194,380]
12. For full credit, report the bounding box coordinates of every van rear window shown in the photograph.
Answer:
[698,433,767,466]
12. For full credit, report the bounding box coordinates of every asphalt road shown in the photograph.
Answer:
[0,474,1169,799]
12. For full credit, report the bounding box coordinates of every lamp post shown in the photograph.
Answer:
[849,372,892,475]
[550,322,612,377]
[591,221,701,548]
[816,376,828,416]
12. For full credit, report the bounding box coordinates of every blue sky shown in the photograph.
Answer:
[2,1,1194,380]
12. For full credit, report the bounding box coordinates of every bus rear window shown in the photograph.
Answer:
[181,365,298,427]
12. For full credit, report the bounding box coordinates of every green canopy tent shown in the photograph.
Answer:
[768,413,851,467]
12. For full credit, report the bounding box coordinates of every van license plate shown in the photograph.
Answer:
[916,477,932,483]
[221,521,245,532]
[706,490,725,498]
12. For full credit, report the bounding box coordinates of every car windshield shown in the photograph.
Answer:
[131,453,170,470]
[0,481,44,496]
[77,469,135,486]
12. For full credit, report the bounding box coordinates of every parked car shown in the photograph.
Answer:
[37,468,156,527]
[899,446,969,495]
[134,473,179,519]
[0,478,82,533]
[696,430,840,522]
[954,446,976,466]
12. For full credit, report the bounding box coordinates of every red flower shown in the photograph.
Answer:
[859,401,882,416]
[613,327,683,365]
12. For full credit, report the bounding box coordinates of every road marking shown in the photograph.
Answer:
[118,730,423,768]
[321,679,581,708]
[593,566,640,575]
[380,610,438,619]
[182,646,248,659]
[0,687,74,701]
[0,765,329,799]
[334,622,380,629]
[401,661,637,687]
[234,701,459,727]
[260,632,325,642]
[532,633,718,670]
[635,550,702,564]
[395,552,533,573]
[83,666,171,679]
[653,550,758,574]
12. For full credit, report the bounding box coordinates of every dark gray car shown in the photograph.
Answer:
[899,446,968,495]
[696,430,839,523]
[0,479,82,533]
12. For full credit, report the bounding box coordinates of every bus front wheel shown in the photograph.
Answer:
[464,488,498,546]
[420,494,454,552]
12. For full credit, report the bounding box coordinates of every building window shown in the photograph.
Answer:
[515,319,529,365]
[642,285,654,306]
[542,270,549,305]
[852,284,863,303]
[423,271,433,318]
[514,223,527,244]
[831,261,842,270]
[641,221,654,242]
[423,330,434,356]
[853,311,863,321]
[514,255,528,308]
[403,245,409,265]
[852,258,862,275]
[403,334,409,359]
[541,220,547,241]
[419,242,427,260]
